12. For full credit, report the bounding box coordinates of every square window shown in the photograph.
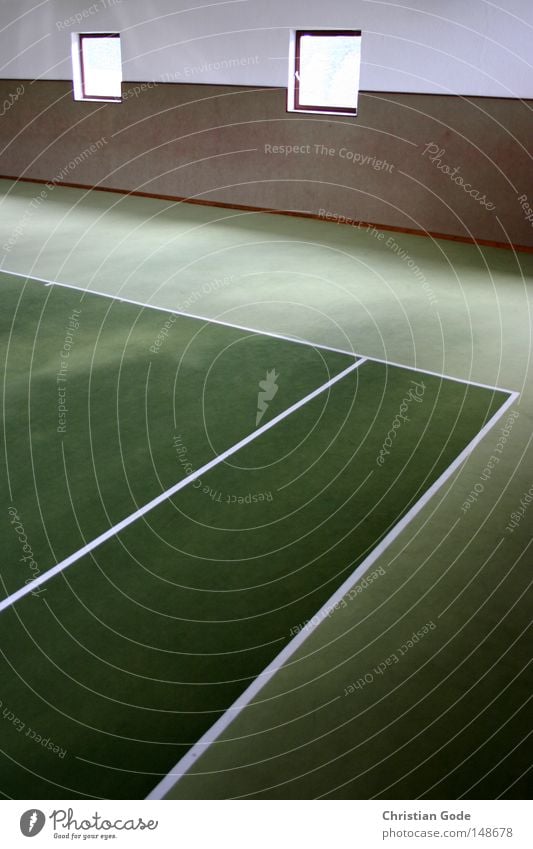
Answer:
[71,33,122,102]
[288,29,362,116]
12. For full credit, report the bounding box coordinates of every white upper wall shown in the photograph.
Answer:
[1,0,532,97]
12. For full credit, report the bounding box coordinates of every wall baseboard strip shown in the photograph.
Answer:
[1,174,532,254]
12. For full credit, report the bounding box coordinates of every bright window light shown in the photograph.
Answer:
[72,33,122,102]
[288,30,362,116]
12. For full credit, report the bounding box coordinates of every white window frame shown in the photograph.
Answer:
[287,29,362,117]
[71,32,122,102]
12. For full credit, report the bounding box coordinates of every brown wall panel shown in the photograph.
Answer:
[1,79,532,247]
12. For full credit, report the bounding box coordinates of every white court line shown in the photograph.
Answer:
[145,387,519,800]
[0,267,518,393]
[0,359,366,615]
[0,268,356,359]
[368,354,513,394]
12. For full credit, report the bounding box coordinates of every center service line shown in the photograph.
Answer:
[0,358,366,615]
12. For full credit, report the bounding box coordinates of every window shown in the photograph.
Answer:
[71,33,122,102]
[288,29,362,116]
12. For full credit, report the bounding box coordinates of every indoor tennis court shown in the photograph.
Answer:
[0,262,515,799]
[0,0,532,810]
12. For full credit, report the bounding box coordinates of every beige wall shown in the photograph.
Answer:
[1,79,532,248]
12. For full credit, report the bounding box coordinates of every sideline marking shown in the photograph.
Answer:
[0,268,356,358]
[145,388,518,799]
[0,267,518,393]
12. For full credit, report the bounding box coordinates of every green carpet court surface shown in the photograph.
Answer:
[0,270,515,799]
